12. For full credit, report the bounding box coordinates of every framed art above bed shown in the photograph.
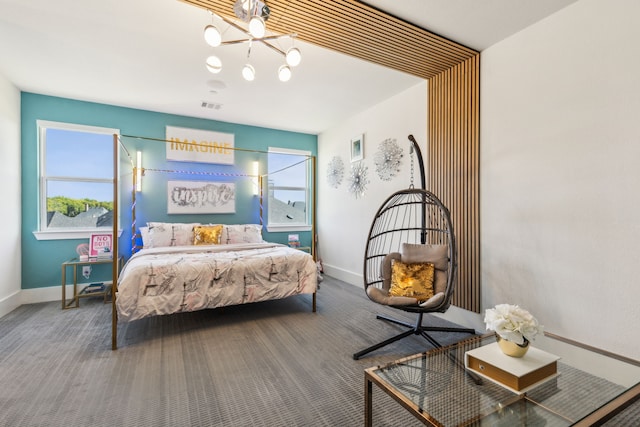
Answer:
[167,180,235,214]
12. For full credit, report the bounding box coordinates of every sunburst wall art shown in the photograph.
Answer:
[326,156,345,189]
[348,161,369,199]
[374,138,403,181]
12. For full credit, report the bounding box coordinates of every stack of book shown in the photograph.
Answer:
[83,282,106,294]
[95,247,113,260]
[465,342,560,394]
[288,234,300,248]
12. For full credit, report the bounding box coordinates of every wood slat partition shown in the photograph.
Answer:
[429,55,480,313]
[180,0,481,312]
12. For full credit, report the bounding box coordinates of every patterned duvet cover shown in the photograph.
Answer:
[116,243,317,322]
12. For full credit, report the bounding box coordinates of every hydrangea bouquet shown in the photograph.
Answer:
[484,304,544,345]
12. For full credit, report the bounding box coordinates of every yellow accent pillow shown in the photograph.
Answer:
[193,225,224,245]
[389,259,435,301]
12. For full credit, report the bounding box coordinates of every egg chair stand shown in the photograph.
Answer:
[352,135,476,360]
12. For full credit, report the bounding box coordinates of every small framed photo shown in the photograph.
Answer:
[350,134,364,162]
[89,233,113,259]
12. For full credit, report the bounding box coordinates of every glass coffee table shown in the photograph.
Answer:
[365,334,640,426]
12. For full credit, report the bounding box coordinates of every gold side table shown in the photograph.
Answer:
[61,256,123,310]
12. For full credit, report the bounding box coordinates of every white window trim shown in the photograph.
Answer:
[34,228,124,241]
[265,224,312,233]
[267,147,312,231]
[34,120,120,241]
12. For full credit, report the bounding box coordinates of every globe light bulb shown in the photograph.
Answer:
[285,47,301,67]
[206,56,222,74]
[278,65,292,82]
[248,16,265,38]
[242,64,255,81]
[204,25,222,47]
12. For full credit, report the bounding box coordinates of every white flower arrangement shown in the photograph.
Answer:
[484,304,544,345]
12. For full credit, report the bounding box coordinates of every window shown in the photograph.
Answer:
[267,147,312,231]
[35,121,119,240]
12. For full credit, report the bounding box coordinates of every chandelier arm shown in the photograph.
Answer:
[216,13,252,34]
[213,11,295,57]
[220,33,294,47]
[257,39,287,56]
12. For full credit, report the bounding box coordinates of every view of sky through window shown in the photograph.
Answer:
[267,151,308,203]
[45,129,113,202]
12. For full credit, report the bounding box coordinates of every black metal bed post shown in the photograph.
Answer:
[408,135,427,244]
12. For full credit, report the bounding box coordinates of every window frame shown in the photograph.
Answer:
[266,147,312,232]
[33,120,120,241]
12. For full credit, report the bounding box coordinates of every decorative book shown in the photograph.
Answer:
[465,342,560,394]
[288,234,300,248]
[83,283,105,293]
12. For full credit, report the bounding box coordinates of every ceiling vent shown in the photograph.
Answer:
[201,101,222,110]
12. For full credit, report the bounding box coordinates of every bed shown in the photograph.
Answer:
[110,134,318,349]
[116,223,317,322]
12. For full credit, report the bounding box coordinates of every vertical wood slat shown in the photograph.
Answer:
[428,54,480,313]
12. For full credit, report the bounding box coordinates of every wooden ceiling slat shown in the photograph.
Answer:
[274,1,474,66]
[275,8,467,70]
[298,0,476,57]
[180,0,479,79]
[270,13,455,74]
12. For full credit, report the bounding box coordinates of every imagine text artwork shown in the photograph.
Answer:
[167,180,236,214]
[166,126,235,165]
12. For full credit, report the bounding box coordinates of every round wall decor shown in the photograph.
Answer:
[348,161,369,199]
[374,138,403,181]
[326,156,345,188]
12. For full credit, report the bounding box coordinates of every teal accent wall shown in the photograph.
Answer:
[21,93,317,290]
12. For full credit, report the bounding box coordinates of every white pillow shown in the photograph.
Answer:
[147,222,200,247]
[222,224,263,244]
[139,226,150,248]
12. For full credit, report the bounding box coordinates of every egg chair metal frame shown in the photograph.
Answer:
[353,135,475,360]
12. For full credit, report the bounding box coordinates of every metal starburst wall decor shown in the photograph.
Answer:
[326,156,345,188]
[374,138,403,181]
[348,161,369,199]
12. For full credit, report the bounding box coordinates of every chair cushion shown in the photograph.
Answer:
[366,286,418,307]
[401,243,448,294]
[388,259,435,300]
[419,292,445,309]
[381,252,402,292]
[401,243,448,269]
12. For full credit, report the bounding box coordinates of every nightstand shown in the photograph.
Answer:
[61,256,123,309]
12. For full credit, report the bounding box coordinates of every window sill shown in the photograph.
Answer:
[33,229,122,241]
[266,224,312,233]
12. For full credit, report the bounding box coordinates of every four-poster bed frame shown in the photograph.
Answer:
[110,134,318,350]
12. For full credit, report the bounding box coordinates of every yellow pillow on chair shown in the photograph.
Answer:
[388,259,435,301]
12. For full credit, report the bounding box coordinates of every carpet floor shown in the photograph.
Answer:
[0,276,636,426]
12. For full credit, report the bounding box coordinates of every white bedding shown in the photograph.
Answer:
[116,242,317,322]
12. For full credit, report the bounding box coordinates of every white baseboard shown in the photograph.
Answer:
[21,285,67,305]
[322,264,361,288]
[0,282,114,319]
[0,290,21,319]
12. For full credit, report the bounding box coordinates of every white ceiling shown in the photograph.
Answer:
[0,0,579,134]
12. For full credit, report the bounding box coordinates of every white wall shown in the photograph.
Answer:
[0,72,22,317]
[481,0,640,360]
[317,81,427,285]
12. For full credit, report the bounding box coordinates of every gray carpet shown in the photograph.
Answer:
[0,277,637,426]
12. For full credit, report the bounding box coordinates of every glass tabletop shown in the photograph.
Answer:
[367,334,640,426]
[63,256,122,265]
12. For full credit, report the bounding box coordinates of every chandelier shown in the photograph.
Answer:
[203,0,302,82]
